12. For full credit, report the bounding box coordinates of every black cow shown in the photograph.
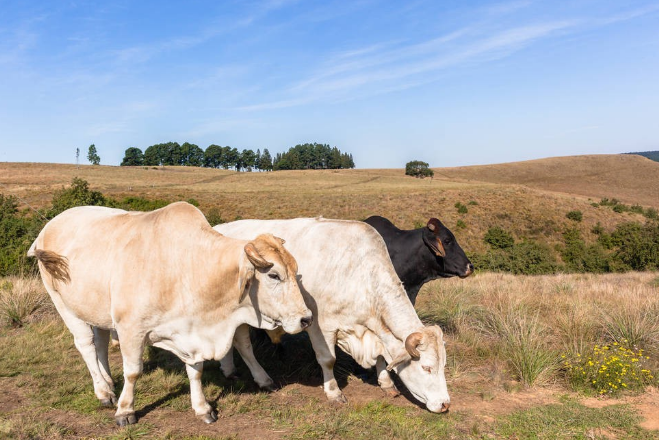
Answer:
[364,216,474,304]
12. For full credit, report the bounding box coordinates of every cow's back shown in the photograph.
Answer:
[31,202,230,328]
[215,218,405,320]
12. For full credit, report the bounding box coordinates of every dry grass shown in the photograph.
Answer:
[0,276,53,327]
[416,271,659,388]
[1,158,655,254]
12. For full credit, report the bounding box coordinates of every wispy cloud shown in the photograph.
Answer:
[237,20,576,111]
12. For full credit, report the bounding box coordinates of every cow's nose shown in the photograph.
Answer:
[300,315,313,329]
[440,402,450,413]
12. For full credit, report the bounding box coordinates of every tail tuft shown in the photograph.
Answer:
[33,249,71,283]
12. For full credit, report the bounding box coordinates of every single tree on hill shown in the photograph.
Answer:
[405,160,433,178]
[87,144,101,165]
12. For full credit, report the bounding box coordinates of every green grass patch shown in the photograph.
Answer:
[495,397,650,439]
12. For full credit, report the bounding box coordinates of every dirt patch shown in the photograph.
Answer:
[0,377,27,414]
[581,387,659,431]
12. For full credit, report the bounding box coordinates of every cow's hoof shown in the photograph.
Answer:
[115,413,137,426]
[226,373,240,381]
[381,386,400,398]
[200,410,218,424]
[259,381,278,392]
[100,396,117,407]
[329,393,348,404]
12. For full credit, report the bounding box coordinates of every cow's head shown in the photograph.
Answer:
[387,325,450,413]
[422,218,474,278]
[242,234,313,334]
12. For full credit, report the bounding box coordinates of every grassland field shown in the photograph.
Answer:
[1,154,658,439]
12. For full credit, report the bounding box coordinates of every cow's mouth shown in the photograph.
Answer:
[259,314,281,330]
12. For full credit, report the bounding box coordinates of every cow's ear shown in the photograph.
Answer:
[423,230,446,257]
[386,351,412,371]
[244,243,274,269]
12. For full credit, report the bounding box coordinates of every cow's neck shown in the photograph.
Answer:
[389,229,442,301]
[367,281,424,360]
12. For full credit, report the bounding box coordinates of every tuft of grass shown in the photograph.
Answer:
[481,306,559,386]
[554,304,599,356]
[600,292,659,350]
[0,276,52,327]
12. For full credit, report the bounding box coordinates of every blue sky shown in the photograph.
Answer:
[1,1,658,168]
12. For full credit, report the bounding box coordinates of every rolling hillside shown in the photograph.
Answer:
[1,154,656,254]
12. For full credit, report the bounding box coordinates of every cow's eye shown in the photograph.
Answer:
[422,365,432,374]
[268,273,281,281]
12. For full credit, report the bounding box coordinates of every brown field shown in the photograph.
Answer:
[1,154,657,253]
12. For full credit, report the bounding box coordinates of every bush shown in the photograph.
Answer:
[484,226,514,250]
[455,202,468,214]
[111,196,169,212]
[563,342,655,396]
[0,195,44,276]
[49,177,106,217]
[566,210,583,222]
[472,240,558,275]
[610,222,659,271]
[205,207,225,226]
[561,228,610,273]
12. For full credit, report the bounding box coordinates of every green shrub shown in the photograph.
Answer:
[110,196,169,211]
[455,202,468,214]
[49,177,106,217]
[205,207,225,226]
[644,207,658,220]
[610,222,659,271]
[560,228,610,273]
[566,210,583,222]
[484,226,514,249]
[456,219,466,229]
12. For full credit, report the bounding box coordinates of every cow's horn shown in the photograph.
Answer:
[405,332,423,358]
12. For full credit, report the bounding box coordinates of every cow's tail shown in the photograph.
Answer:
[31,249,71,283]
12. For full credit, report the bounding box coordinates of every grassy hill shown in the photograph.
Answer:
[1,154,657,255]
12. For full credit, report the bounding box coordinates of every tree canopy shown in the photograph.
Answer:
[405,160,434,178]
[120,142,353,171]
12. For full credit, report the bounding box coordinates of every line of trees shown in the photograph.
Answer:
[120,142,355,171]
[272,143,354,170]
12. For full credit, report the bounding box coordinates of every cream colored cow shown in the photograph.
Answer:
[215,218,450,414]
[28,202,312,426]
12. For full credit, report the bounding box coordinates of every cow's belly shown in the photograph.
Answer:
[148,318,237,364]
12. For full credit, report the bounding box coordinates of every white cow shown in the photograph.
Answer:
[28,202,312,425]
[215,218,450,413]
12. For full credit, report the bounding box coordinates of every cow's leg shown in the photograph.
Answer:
[307,325,346,403]
[185,362,217,424]
[232,325,276,391]
[114,332,145,426]
[376,356,400,397]
[219,349,238,380]
[93,327,117,406]
[47,294,116,406]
